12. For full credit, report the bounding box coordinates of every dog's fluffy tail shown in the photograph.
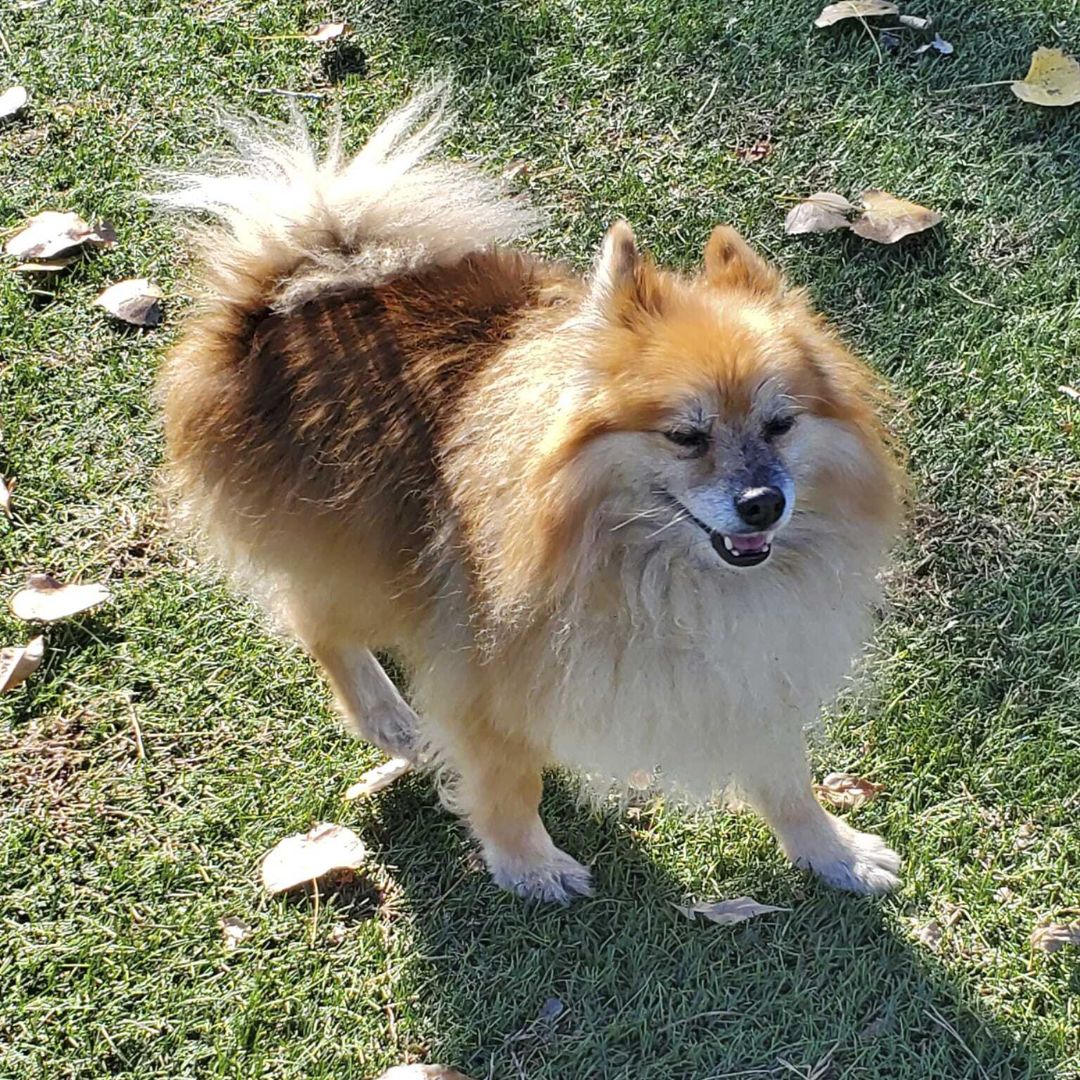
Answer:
[160,81,542,313]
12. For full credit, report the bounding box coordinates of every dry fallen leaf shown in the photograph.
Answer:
[501,158,530,182]
[911,918,943,948]
[814,771,884,809]
[814,1,898,28]
[915,34,954,57]
[1030,921,1080,953]
[675,896,791,926]
[5,211,116,260]
[344,756,413,800]
[10,574,111,622]
[0,475,10,515]
[784,191,856,235]
[1059,385,1080,402]
[0,636,45,693]
[849,190,942,244]
[220,916,252,951]
[1011,48,1080,108]
[735,140,773,163]
[13,257,76,274]
[95,278,164,327]
[303,21,348,42]
[0,86,28,120]
[897,14,932,30]
[261,822,368,894]
[376,1068,475,1080]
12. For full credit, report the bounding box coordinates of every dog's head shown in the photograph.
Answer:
[518,221,904,596]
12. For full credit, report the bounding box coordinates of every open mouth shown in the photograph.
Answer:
[666,495,774,568]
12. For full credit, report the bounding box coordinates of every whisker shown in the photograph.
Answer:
[610,506,665,533]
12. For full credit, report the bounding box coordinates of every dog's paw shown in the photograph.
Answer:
[786,817,901,895]
[485,845,594,905]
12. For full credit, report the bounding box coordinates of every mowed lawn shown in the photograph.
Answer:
[2,1,1078,1077]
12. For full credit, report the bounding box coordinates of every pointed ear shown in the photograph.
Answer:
[588,219,665,320]
[703,226,782,296]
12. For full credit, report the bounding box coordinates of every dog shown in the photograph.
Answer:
[159,85,906,903]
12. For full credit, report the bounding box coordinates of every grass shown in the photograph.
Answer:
[1,0,1078,1077]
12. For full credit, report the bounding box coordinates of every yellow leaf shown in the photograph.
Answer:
[1011,48,1080,107]
[814,1,898,29]
[850,190,942,244]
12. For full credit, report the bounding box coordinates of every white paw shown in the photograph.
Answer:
[484,845,594,904]
[786,817,901,895]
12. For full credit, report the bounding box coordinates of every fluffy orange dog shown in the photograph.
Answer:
[160,86,905,903]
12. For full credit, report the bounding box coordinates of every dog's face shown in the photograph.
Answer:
[532,223,903,587]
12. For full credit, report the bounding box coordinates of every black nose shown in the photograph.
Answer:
[734,486,785,529]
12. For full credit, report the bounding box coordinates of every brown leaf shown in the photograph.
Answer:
[735,140,773,163]
[95,278,164,327]
[675,896,790,926]
[303,21,348,42]
[784,191,856,235]
[0,475,10,515]
[376,1068,475,1080]
[343,756,412,800]
[501,158,530,182]
[13,257,76,274]
[814,1,898,28]
[0,86,28,120]
[1011,48,1080,108]
[10,574,111,622]
[849,190,942,244]
[220,916,252,951]
[261,822,368,894]
[5,211,115,260]
[0,636,45,693]
[1030,921,1080,953]
[911,918,943,948]
[814,771,884,809]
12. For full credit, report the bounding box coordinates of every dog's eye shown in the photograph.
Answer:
[763,415,796,440]
[664,428,710,454]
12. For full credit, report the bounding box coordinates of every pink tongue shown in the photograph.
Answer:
[729,533,768,554]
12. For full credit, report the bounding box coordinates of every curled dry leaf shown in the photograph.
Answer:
[675,896,790,926]
[849,190,942,244]
[261,822,368,894]
[814,771,884,810]
[814,1,898,28]
[220,916,252,951]
[5,211,116,260]
[303,21,348,42]
[897,14,932,30]
[784,191,855,235]
[343,756,412,800]
[915,34,954,57]
[376,1068,475,1080]
[95,278,164,327]
[0,86,28,120]
[0,636,45,693]
[1030,921,1080,953]
[1011,48,1080,108]
[10,574,111,622]
[1059,385,1080,402]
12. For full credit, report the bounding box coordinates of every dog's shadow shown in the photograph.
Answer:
[348,772,1056,1080]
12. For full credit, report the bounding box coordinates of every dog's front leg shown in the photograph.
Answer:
[738,737,901,895]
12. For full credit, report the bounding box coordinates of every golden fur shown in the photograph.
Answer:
[160,86,906,902]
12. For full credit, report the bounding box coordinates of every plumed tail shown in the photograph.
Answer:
[159,80,542,312]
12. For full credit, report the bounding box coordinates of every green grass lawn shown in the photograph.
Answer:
[2,1,1079,1077]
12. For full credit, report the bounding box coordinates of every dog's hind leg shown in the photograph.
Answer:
[301,633,420,760]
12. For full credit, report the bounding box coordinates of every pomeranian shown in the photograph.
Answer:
[160,85,905,903]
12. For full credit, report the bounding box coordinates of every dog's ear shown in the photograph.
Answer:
[703,226,782,296]
[587,220,665,321]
